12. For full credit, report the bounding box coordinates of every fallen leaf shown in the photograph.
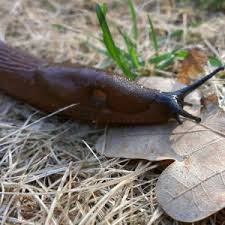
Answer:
[177,48,208,84]
[156,111,225,222]
[96,123,181,161]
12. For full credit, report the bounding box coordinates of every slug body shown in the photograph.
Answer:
[0,42,223,124]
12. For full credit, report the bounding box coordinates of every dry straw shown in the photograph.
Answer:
[0,0,224,224]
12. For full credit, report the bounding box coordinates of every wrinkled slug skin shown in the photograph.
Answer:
[0,42,223,124]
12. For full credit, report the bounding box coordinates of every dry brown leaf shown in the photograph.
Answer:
[177,48,208,84]
[156,111,225,222]
[96,123,181,161]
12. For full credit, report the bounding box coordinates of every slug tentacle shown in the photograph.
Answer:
[174,108,201,123]
[174,66,224,98]
[164,94,201,124]
[167,66,224,123]
[183,102,193,107]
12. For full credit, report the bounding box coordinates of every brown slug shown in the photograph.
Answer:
[0,41,223,124]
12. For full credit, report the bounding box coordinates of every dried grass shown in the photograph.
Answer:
[0,0,225,224]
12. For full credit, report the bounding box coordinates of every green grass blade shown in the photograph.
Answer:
[96,4,119,60]
[170,29,183,39]
[208,56,223,67]
[118,28,140,68]
[128,0,138,40]
[130,48,141,68]
[96,4,137,79]
[149,52,175,69]
[100,3,108,15]
[148,15,159,53]
[156,54,175,69]
[174,49,189,60]
[149,53,172,64]
[118,28,136,49]
[52,23,66,32]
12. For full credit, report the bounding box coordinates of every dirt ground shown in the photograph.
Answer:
[0,0,225,224]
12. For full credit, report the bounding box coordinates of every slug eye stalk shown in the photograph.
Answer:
[169,66,225,123]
